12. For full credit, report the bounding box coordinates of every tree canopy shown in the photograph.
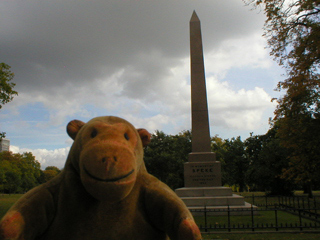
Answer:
[246,0,320,74]
[245,126,295,195]
[222,137,249,192]
[0,63,17,110]
[246,0,320,197]
[0,151,62,193]
[143,128,302,195]
[0,63,18,139]
[144,130,191,190]
[40,166,61,183]
[0,151,41,193]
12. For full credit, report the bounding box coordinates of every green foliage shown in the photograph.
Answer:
[144,128,300,194]
[39,166,61,183]
[0,63,17,109]
[0,62,18,138]
[144,130,191,190]
[41,170,58,183]
[0,159,22,193]
[245,126,295,195]
[211,135,226,163]
[0,132,6,139]
[221,137,249,192]
[0,151,41,193]
[45,166,61,173]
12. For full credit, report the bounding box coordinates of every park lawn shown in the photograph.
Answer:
[0,194,23,218]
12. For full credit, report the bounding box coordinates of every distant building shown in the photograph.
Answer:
[0,139,10,152]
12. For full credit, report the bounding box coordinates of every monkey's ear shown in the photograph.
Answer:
[67,120,85,140]
[137,128,151,147]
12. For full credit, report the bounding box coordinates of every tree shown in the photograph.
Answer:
[246,0,320,73]
[144,130,191,190]
[40,166,61,183]
[211,135,227,185]
[41,170,58,183]
[246,0,320,197]
[0,63,18,139]
[0,151,41,193]
[18,152,42,191]
[221,137,249,192]
[0,159,22,193]
[211,135,226,163]
[275,101,320,197]
[0,63,17,109]
[245,127,295,195]
[45,166,61,174]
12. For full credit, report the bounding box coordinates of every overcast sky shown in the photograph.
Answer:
[0,0,285,169]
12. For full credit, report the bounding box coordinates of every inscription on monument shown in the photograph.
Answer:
[190,164,215,185]
[192,165,213,173]
[184,162,221,187]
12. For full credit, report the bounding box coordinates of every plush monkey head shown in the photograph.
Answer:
[66,116,151,202]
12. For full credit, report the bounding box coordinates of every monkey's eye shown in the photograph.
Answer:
[91,129,98,138]
[124,133,130,140]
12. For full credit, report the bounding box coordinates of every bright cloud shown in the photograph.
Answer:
[11,145,70,170]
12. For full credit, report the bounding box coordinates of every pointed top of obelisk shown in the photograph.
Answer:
[190,10,200,22]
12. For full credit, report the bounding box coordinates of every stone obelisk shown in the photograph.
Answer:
[176,12,255,216]
[184,11,221,187]
[189,10,211,154]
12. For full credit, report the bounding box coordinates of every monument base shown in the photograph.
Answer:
[175,187,257,216]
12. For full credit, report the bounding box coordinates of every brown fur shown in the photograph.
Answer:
[0,116,201,240]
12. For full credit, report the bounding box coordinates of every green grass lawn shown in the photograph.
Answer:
[0,194,23,218]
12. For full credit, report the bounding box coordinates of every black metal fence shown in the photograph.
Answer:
[192,195,320,233]
[244,194,320,210]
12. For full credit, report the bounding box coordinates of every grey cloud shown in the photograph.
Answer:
[1,0,264,96]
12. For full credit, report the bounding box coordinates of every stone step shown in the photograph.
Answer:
[175,186,232,197]
[180,194,245,207]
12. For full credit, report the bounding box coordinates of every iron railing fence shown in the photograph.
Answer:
[242,194,320,222]
[241,194,320,209]
[192,204,320,233]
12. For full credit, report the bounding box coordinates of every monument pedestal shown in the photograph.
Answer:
[176,154,256,216]
[175,187,256,216]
